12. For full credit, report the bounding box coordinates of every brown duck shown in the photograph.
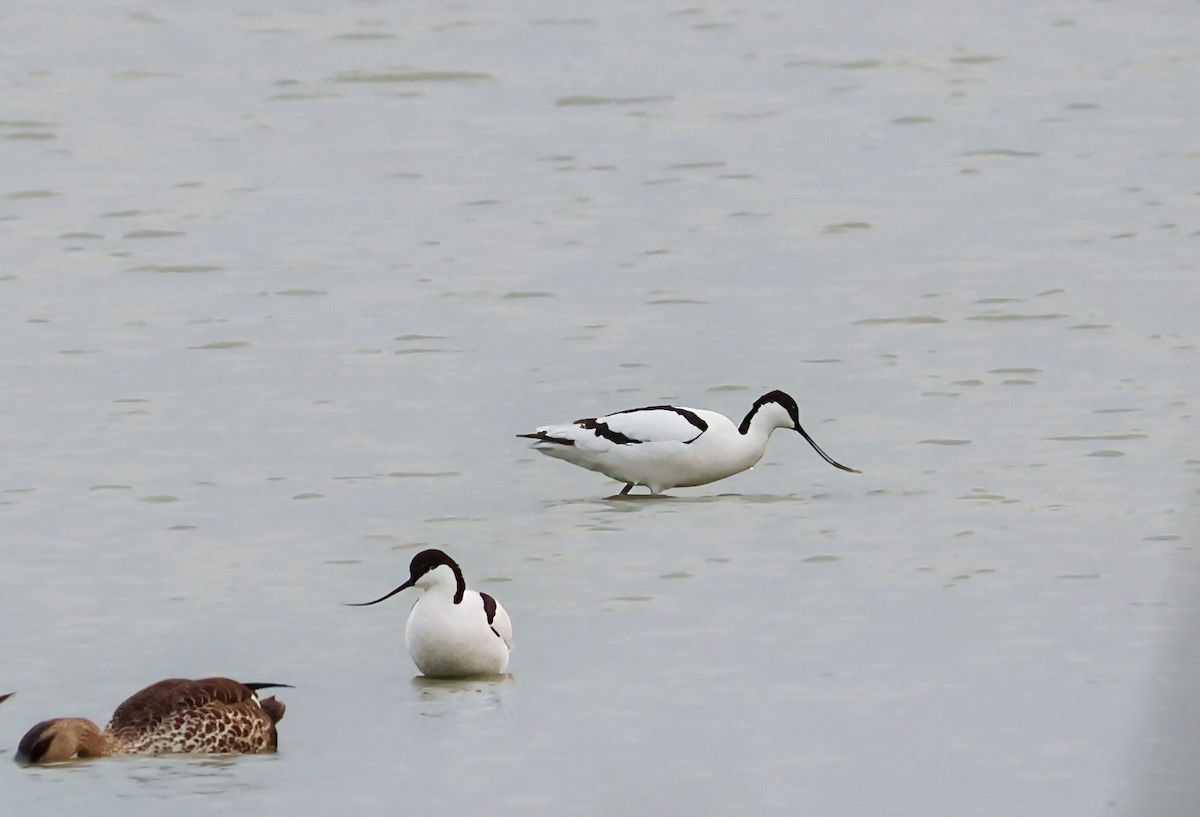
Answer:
[16,677,289,763]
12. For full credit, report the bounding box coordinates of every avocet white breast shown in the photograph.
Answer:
[350,549,512,679]
[518,389,860,495]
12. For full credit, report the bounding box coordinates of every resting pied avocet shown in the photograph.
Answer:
[350,549,512,679]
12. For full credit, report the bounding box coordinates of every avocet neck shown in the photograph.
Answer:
[417,563,466,602]
[739,403,796,440]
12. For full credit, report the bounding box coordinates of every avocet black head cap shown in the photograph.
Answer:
[753,389,861,474]
[348,548,467,607]
[406,548,460,581]
[759,390,801,426]
[740,390,802,434]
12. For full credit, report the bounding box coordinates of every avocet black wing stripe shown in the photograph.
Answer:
[597,405,708,444]
[612,405,709,434]
[480,592,502,638]
[481,592,498,624]
[577,418,642,445]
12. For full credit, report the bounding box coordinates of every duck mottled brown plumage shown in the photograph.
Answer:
[16,677,289,764]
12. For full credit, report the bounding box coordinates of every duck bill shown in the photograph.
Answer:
[347,578,415,607]
[796,424,861,473]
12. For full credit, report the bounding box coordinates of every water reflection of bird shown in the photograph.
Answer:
[15,677,289,764]
[350,549,512,679]
[519,389,860,495]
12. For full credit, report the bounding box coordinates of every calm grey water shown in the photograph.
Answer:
[2,1,1196,815]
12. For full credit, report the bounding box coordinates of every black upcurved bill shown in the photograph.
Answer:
[796,425,861,473]
[346,578,415,607]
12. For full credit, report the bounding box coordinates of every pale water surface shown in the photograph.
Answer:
[1,1,1197,816]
